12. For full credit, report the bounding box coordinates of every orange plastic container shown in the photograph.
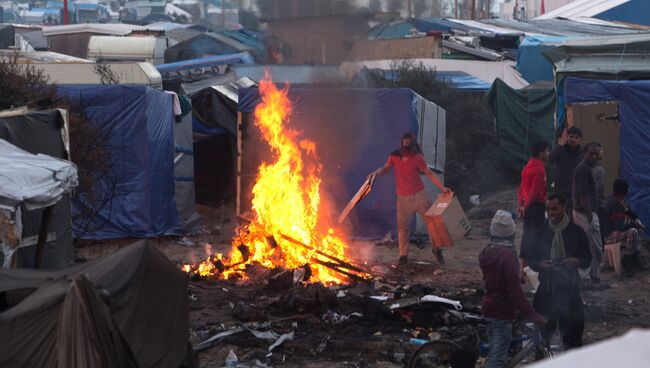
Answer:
[424,192,470,248]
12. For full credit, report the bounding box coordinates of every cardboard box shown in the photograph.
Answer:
[424,192,471,247]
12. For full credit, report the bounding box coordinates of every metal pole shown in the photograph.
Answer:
[63,0,68,24]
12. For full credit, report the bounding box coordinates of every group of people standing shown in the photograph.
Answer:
[480,126,645,368]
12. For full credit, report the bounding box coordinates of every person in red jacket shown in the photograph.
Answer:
[480,210,546,368]
[517,140,550,268]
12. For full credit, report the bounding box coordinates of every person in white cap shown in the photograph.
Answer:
[479,210,546,368]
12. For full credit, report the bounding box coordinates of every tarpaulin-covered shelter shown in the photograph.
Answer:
[238,87,446,239]
[181,75,256,204]
[527,329,650,368]
[0,138,77,268]
[164,32,253,64]
[57,85,182,239]
[0,108,74,270]
[561,77,650,235]
[487,78,556,175]
[0,240,192,368]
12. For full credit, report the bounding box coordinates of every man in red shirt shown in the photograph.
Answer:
[517,140,550,268]
[368,132,450,265]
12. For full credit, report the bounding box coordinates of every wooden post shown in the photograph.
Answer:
[471,0,476,19]
[34,206,54,268]
[236,111,243,216]
[454,0,459,19]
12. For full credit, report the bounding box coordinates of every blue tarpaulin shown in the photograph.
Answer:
[563,77,650,232]
[517,35,574,83]
[238,87,446,239]
[58,85,179,239]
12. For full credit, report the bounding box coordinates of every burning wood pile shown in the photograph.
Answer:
[182,76,372,285]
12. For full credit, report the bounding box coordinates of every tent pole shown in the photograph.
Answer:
[236,111,242,217]
[34,205,54,268]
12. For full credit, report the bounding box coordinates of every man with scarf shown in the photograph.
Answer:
[368,132,450,266]
[528,193,591,349]
[479,210,545,368]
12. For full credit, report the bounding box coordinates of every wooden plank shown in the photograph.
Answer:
[236,111,243,216]
[34,206,54,268]
[337,173,375,224]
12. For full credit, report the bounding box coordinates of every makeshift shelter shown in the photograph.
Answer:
[57,85,182,239]
[516,35,573,83]
[238,87,446,239]
[181,75,256,204]
[341,59,529,89]
[0,240,191,368]
[164,32,253,63]
[0,138,77,268]
[0,108,75,270]
[561,77,650,234]
[0,24,14,49]
[487,78,556,175]
[528,329,650,368]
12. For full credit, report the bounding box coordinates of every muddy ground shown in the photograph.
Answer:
[76,189,650,367]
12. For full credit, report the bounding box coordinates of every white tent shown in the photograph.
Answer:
[528,329,650,368]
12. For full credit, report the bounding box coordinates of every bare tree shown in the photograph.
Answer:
[386,0,404,14]
[93,56,120,85]
[0,51,126,240]
[0,52,55,110]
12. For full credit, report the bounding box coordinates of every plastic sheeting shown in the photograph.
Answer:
[563,77,650,236]
[487,78,556,175]
[0,139,77,210]
[58,85,179,239]
[517,35,573,83]
[238,87,446,238]
[0,240,190,368]
[0,109,74,269]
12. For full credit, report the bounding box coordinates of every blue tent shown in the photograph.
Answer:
[517,35,574,83]
[563,77,650,232]
[238,87,446,239]
[58,85,179,239]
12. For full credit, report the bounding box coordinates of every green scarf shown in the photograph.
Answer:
[549,215,569,261]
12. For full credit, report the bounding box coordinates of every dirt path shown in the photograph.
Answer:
[75,191,650,367]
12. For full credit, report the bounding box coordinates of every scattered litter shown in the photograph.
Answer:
[370,296,389,301]
[213,225,222,235]
[421,295,463,310]
[267,331,294,356]
[189,294,198,301]
[193,327,245,352]
[470,195,480,207]
[433,269,444,276]
[225,350,238,368]
[177,237,195,247]
[409,338,428,345]
[414,261,432,265]
[336,290,347,298]
[247,328,279,341]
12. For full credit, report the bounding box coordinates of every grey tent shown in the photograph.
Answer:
[0,240,192,368]
[0,108,74,269]
[0,138,78,268]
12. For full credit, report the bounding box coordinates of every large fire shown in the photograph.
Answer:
[184,75,361,285]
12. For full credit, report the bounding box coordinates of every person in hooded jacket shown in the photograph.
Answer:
[480,210,546,368]
[549,126,583,213]
[528,193,592,349]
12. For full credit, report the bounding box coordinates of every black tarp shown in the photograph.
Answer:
[0,108,73,269]
[0,24,14,49]
[0,240,191,368]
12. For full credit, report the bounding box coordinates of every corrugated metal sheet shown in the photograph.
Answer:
[537,0,629,20]
[485,18,644,36]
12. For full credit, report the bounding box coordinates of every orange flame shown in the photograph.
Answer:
[184,75,354,284]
